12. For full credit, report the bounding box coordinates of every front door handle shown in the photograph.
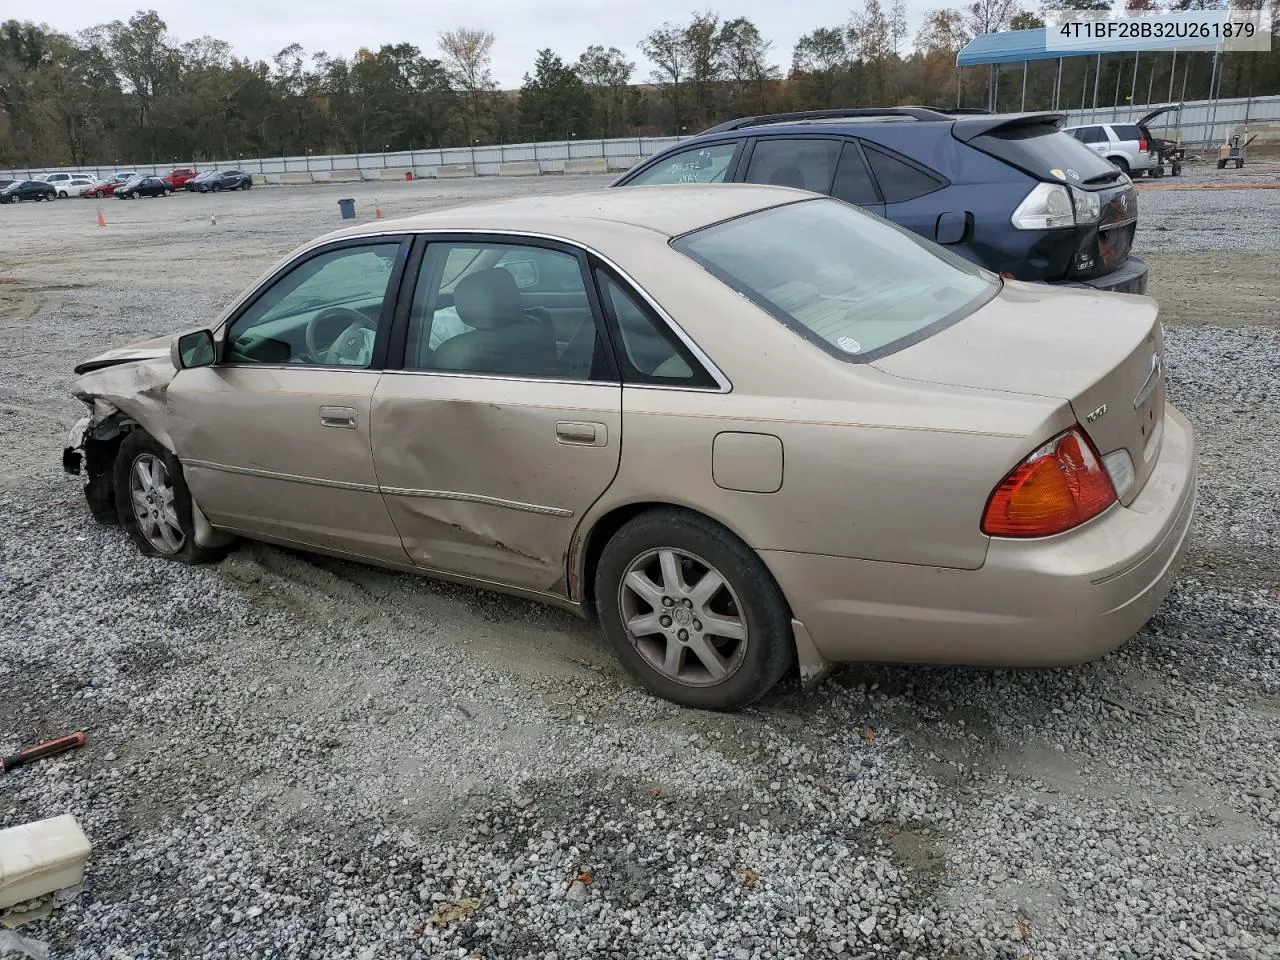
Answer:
[555,421,607,447]
[320,405,358,429]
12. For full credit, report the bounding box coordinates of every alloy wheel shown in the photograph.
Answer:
[618,548,749,687]
[128,453,185,555]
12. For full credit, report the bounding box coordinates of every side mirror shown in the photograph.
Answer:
[934,211,972,246]
[173,329,216,370]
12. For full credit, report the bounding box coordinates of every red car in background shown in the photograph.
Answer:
[162,168,198,189]
[81,177,128,198]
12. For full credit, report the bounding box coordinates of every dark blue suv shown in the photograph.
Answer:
[613,108,1146,295]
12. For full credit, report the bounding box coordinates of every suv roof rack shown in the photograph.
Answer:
[701,107,954,135]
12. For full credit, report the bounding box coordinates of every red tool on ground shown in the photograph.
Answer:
[1,733,86,773]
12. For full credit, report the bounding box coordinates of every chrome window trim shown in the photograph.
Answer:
[213,228,732,394]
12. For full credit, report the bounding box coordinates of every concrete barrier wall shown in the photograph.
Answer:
[2,135,685,182]
[565,158,609,174]
[498,161,541,177]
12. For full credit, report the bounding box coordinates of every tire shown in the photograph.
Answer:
[1217,159,1227,169]
[594,508,794,710]
[113,430,232,564]
[58,190,68,198]
[1149,166,1163,179]
[1110,157,1130,176]
[165,188,172,196]
[242,180,251,190]
[130,190,139,199]
[211,183,222,193]
[1236,159,1244,169]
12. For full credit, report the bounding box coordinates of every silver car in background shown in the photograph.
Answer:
[1063,122,1158,177]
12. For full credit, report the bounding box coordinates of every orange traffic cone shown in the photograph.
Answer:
[374,199,383,219]
[96,207,105,227]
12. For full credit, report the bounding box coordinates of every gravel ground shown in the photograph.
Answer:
[2,171,1278,960]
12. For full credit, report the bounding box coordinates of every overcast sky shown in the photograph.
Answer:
[7,0,937,88]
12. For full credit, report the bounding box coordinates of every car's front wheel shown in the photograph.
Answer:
[113,430,231,564]
[594,508,794,710]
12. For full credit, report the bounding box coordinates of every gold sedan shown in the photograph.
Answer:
[65,186,1197,709]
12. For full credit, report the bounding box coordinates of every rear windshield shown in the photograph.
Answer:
[970,123,1119,185]
[672,198,996,363]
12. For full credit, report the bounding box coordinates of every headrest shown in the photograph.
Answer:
[454,268,524,330]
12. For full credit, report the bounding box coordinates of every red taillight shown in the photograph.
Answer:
[981,428,1117,537]
[1139,138,1149,152]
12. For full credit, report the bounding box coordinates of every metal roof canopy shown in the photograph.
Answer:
[956,27,1219,67]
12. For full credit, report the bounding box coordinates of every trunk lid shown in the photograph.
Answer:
[1068,175,1138,280]
[872,281,1166,504]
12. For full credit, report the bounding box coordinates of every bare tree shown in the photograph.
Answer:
[438,27,494,141]
[967,0,1024,34]
[890,0,910,53]
[640,22,688,133]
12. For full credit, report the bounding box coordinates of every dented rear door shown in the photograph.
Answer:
[370,376,621,596]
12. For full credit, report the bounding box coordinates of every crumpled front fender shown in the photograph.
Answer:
[69,356,179,452]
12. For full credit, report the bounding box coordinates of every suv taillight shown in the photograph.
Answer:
[1139,138,1149,153]
[981,428,1117,537]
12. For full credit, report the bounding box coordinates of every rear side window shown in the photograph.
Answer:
[862,144,946,203]
[831,143,880,206]
[742,139,841,194]
[673,199,995,363]
[1076,126,1107,144]
[627,143,737,185]
[1112,124,1143,142]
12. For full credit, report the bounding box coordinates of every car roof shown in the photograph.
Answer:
[324,185,807,244]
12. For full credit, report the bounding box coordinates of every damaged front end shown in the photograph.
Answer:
[63,342,181,524]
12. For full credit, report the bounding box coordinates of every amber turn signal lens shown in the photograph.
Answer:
[982,428,1117,537]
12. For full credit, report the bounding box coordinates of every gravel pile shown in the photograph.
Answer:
[2,177,1278,959]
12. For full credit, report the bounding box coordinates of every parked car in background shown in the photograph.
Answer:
[163,168,198,189]
[0,179,14,191]
[82,177,128,198]
[114,176,172,199]
[41,172,85,189]
[1063,122,1159,177]
[56,176,97,198]
[0,180,57,203]
[616,107,1148,294]
[191,169,252,192]
[63,186,1194,709]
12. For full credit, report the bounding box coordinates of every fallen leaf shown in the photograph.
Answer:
[649,786,662,799]
[1018,918,1032,941]
[819,784,838,796]
[429,897,482,925]
[411,924,425,936]
[573,871,594,885]
[859,726,877,741]
[740,866,759,887]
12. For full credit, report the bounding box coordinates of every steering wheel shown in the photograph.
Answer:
[305,307,376,364]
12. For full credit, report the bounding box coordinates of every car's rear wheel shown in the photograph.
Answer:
[1111,157,1130,176]
[113,430,231,564]
[242,180,251,190]
[594,508,794,710]
[211,183,222,192]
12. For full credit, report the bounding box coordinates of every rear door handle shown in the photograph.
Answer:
[555,421,607,447]
[320,406,358,429]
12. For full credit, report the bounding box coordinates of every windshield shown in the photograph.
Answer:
[672,198,997,362]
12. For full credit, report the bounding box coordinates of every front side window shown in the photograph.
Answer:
[405,241,608,380]
[226,242,401,367]
[672,198,996,363]
[626,143,737,185]
[742,138,841,194]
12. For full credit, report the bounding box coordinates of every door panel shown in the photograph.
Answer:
[168,367,409,562]
[371,376,621,594]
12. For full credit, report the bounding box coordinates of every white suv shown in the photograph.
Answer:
[1063,123,1158,177]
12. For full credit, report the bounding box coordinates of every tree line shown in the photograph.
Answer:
[1,3,1277,168]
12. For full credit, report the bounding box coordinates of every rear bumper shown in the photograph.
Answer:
[763,403,1196,668]
[1061,255,1148,296]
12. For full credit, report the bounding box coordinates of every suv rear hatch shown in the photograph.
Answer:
[953,114,1138,282]
[871,280,1166,506]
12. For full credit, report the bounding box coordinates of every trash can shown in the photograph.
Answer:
[337,198,355,219]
